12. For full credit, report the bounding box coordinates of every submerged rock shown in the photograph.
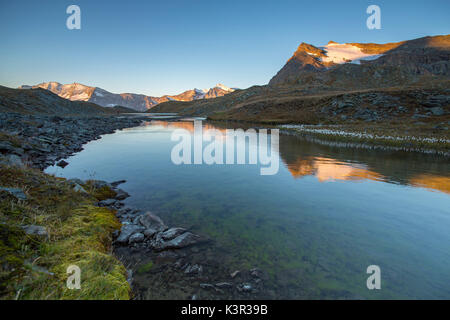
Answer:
[138,212,167,232]
[230,270,240,278]
[184,264,203,275]
[215,282,233,289]
[160,227,187,241]
[152,232,202,251]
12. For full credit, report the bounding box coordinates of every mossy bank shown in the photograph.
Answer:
[0,165,130,300]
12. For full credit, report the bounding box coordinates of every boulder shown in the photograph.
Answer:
[160,227,187,241]
[116,224,145,244]
[0,154,24,168]
[138,212,167,232]
[152,232,202,251]
[0,187,27,200]
[143,228,158,238]
[114,188,130,200]
[21,225,47,237]
[128,232,145,244]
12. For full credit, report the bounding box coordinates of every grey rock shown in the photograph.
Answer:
[128,232,145,244]
[22,225,47,237]
[143,228,158,238]
[89,180,111,189]
[138,212,167,232]
[215,282,233,289]
[152,232,202,251]
[0,187,27,200]
[116,224,145,244]
[430,107,445,116]
[240,283,253,292]
[0,154,24,168]
[73,184,88,194]
[184,264,203,274]
[250,268,262,278]
[200,283,215,290]
[230,270,240,278]
[110,180,126,187]
[97,199,117,207]
[114,188,130,200]
[160,227,187,241]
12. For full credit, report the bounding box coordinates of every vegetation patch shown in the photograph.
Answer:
[0,165,130,300]
[137,261,154,274]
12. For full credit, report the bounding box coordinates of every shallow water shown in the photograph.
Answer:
[45,120,450,299]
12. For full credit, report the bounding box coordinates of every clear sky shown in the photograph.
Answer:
[0,0,449,96]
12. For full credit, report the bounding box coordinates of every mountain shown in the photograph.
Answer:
[0,85,134,115]
[18,82,235,112]
[151,35,449,129]
[269,35,450,85]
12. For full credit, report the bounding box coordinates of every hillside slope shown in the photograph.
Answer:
[0,86,132,116]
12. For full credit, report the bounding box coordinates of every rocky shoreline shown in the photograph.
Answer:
[0,112,268,299]
[87,179,267,299]
[65,177,268,300]
[0,113,147,169]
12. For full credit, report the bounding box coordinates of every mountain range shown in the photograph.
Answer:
[151,34,450,123]
[18,82,235,112]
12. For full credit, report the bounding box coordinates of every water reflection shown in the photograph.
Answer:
[279,134,450,194]
[45,119,450,299]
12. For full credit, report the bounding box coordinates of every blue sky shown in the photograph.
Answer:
[0,0,449,96]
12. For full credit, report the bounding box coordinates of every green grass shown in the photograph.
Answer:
[0,165,130,300]
[137,261,154,274]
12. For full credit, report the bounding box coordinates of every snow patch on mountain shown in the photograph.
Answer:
[215,83,234,91]
[320,43,383,64]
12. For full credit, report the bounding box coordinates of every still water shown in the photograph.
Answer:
[46,120,450,299]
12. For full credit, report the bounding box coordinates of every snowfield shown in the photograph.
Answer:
[319,43,383,64]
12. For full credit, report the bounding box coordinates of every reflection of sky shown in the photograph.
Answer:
[44,120,450,298]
